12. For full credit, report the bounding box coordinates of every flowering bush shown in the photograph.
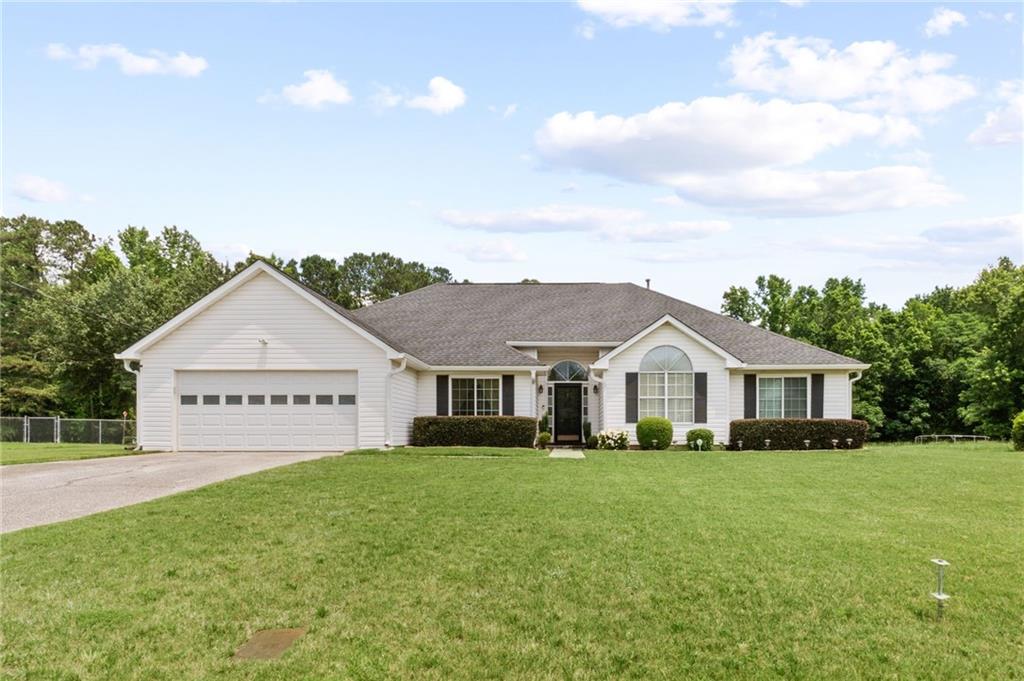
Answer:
[597,429,630,450]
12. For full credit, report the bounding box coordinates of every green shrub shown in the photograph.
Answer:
[729,419,869,450]
[539,413,550,434]
[537,431,552,448]
[636,417,673,450]
[583,421,592,439]
[597,430,630,450]
[412,416,537,448]
[686,428,715,451]
[585,434,598,450]
[1012,411,1024,451]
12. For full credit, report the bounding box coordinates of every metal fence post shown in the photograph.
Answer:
[23,416,29,443]
[98,420,103,445]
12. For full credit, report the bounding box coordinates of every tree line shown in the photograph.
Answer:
[2,214,1020,439]
[721,263,1023,439]
[0,216,453,419]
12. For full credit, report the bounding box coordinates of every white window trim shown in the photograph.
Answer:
[638,370,695,425]
[755,374,811,419]
[449,376,502,416]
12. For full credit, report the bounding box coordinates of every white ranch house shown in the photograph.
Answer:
[116,261,868,451]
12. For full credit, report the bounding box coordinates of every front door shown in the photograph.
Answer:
[554,384,583,443]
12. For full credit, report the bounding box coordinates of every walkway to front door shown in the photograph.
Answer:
[553,383,583,443]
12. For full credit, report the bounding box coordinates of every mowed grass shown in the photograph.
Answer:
[1,443,1021,680]
[0,443,143,465]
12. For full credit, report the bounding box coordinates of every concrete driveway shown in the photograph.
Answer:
[1,451,336,533]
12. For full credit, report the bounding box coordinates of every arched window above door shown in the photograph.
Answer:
[548,360,588,382]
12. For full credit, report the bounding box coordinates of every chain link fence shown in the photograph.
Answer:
[1,416,136,445]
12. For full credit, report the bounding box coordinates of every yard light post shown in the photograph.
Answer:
[695,437,704,452]
[931,558,950,621]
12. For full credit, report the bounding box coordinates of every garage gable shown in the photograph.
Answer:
[116,260,400,362]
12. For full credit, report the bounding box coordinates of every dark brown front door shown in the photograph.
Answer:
[554,384,582,443]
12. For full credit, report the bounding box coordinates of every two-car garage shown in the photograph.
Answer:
[176,370,357,451]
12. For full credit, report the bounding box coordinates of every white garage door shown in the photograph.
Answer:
[176,371,357,451]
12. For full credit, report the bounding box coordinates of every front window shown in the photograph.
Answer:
[638,345,694,423]
[452,377,500,416]
[758,377,807,418]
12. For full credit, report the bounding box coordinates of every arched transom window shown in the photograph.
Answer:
[638,345,694,423]
[548,360,588,382]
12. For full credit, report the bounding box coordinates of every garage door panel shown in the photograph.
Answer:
[177,370,357,451]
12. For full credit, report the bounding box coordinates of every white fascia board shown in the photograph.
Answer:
[735,364,871,371]
[114,260,405,361]
[591,314,742,369]
[505,341,621,348]
[428,365,547,372]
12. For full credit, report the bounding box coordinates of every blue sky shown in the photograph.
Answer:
[3,1,1022,309]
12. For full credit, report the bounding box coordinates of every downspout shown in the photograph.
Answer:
[121,359,143,450]
[384,356,407,448]
[591,369,605,435]
[530,369,537,422]
[849,370,863,417]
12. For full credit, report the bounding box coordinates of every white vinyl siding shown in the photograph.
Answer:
[390,367,418,446]
[728,370,856,437]
[605,323,728,445]
[136,271,392,450]
[415,371,534,418]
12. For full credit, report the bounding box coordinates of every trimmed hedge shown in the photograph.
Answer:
[686,428,715,451]
[729,419,869,450]
[637,416,673,450]
[412,416,537,448]
[1012,411,1024,451]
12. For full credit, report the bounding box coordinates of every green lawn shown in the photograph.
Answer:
[0,442,143,465]
[2,443,1021,680]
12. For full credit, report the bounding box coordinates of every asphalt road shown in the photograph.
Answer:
[0,451,336,533]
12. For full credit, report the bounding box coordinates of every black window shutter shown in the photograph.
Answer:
[811,373,824,419]
[743,374,757,418]
[502,375,514,416]
[626,372,638,423]
[436,375,449,416]
[694,372,708,423]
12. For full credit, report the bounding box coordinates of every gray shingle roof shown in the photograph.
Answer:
[349,282,863,367]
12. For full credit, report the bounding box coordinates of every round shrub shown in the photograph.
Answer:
[636,417,673,450]
[537,431,552,449]
[1012,411,1024,451]
[586,434,599,450]
[686,428,715,451]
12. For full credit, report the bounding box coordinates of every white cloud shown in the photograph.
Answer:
[780,0,807,6]
[561,182,580,193]
[602,220,731,241]
[267,70,352,110]
[440,204,731,242]
[924,7,968,37]
[577,22,597,40]
[46,42,207,77]
[12,174,71,203]
[533,94,957,216]
[577,0,735,31]
[726,33,976,114]
[489,103,518,118]
[370,84,402,109]
[669,166,959,216]
[921,213,1023,243]
[968,80,1023,146]
[406,77,466,115]
[536,94,917,183]
[810,214,1021,266]
[440,204,645,233]
[654,194,686,206]
[453,238,527,263]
